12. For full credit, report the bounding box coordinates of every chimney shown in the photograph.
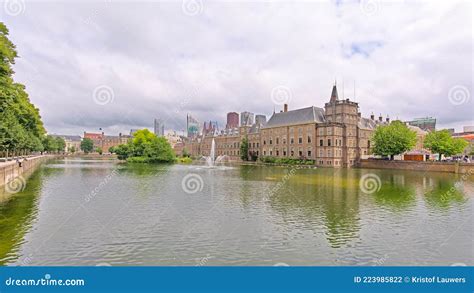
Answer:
[284,103,288,112]
[370,113,375,120]
[378,114,382,122]
[386,116,390,123]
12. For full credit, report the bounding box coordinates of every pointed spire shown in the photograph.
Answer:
[330,84,339,103]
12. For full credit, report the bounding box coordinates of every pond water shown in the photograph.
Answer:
[0,158,472,266]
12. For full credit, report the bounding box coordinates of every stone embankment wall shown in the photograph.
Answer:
[358,159,474,174]
[0,156,52,187]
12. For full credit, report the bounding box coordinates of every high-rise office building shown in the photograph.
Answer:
[186,114,200,138]
[154,118,164,137]
[226,112,239,129]
[240,111,254,126]
[407,117,436,132]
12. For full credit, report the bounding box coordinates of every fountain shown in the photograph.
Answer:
[205,138,216,167]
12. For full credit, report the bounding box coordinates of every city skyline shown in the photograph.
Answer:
[3,0,472,135]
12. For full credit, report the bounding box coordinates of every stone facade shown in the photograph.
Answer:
[184,85,379,167]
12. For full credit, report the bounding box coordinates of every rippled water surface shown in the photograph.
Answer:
[0,158,472,266]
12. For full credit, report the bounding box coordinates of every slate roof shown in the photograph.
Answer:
[262,106,326,128]
[358,117,377,130]
[51,135,82,141]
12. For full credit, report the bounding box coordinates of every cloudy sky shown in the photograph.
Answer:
[2,0,473,135]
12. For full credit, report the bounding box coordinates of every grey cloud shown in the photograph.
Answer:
[3,0,472,135]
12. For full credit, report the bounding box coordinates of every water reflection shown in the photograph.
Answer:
[0,159,472,266]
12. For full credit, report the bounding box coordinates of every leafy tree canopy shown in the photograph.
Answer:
[372,120,417,159]
[424,130,468,160]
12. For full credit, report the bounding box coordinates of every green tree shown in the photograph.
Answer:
[42,135,58,153]
[182,148,190,158]
[55,137,65,153]
[112,129,175,163]
[240,136,249,161]
[96,147,103,155]
[372,120,417,160]
[114,144,131,160]
[80,138,94,154]
[424,130,468,161]
[68,146,76,153]
[0,22,46,156]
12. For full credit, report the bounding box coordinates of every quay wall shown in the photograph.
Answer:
[0,156,54,188]
[357,159,474,175]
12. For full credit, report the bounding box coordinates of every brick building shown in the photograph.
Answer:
[83,132,131,153]
[183,85,380,167]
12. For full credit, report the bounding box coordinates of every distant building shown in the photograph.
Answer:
[226,112,239,129]
[240,111,254,126]
[203,121,219,135]
[51,135,82,153]
[183,85,378,167]
[154,119,164,137]
[446,128,455,135]
[407,117,436,132]
[255,114,267,126]
[463,126,474,133]
[83,131,131,153]
[187,114,200,138]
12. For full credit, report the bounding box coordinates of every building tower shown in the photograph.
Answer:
[154,118,164,137]
[226,112,239,129]
[240,111,254,126]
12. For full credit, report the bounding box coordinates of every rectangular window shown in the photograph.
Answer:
[319,139,323,146]
[290,138,294,144]
[307,136,312,143]
[276,150,279,156]
[276,137,279,144]
[283,150,287,156]
[328,139,331,147]
[299,151,303,157]
[298,137,302,144]
[307,150,312,157]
